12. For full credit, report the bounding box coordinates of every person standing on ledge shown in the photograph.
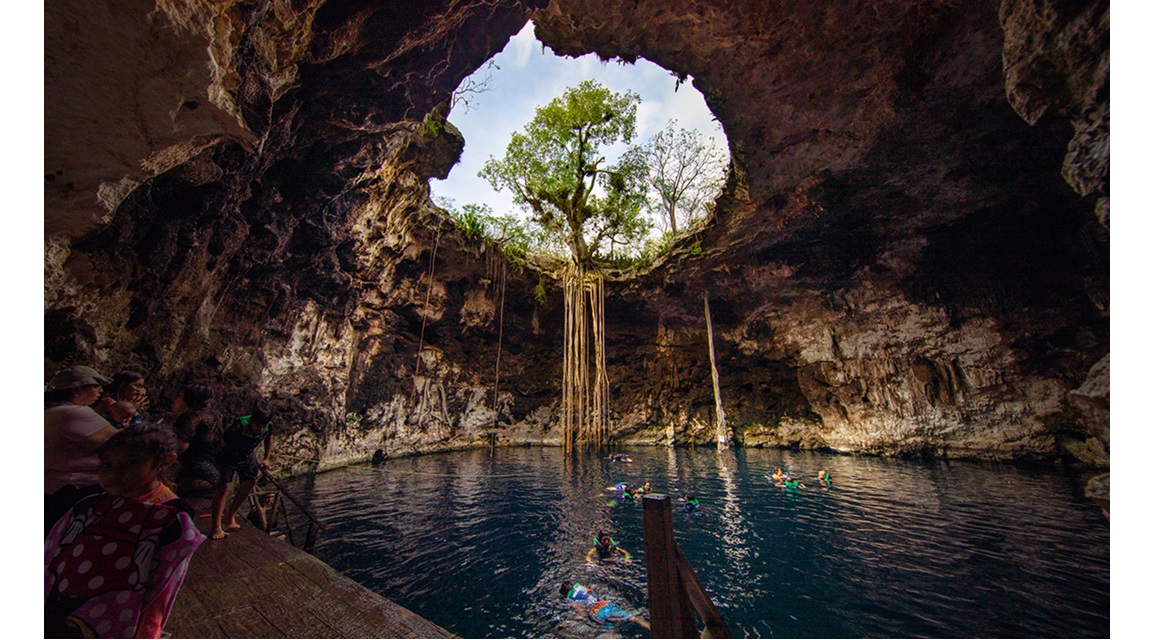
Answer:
[44,365,120,534]
[210,400,275,540]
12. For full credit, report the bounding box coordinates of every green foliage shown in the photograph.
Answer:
[534,277,548,305]
[423,114,443,137]
[480,80,651,268]
[454,202,491,242]
[643,118,727,236]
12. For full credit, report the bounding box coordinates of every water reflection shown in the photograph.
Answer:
[286,448,1109,639]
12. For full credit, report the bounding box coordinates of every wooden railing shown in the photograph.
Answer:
[642,494,731,639]
[251,471,326,552]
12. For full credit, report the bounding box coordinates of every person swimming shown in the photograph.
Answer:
[586,530,631,563]
[776,474,806,489]
[609,453,634,463]
[560,581,650,630]
[680,493,701,513]
[771,467,786,481]
[818,470,833,488]
[605,481,631,496]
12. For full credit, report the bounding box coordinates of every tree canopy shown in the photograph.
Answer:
[644,119,727,236]
[479,80,650,268]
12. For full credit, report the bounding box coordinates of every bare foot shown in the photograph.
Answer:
[225,516,241,531]
[210,527,228,540]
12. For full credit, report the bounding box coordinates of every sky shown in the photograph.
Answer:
[430,21,729,220]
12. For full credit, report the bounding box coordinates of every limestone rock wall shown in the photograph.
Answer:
[44,0,1108,475]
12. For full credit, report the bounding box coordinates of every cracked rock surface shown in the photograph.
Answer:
[45,0,1108,474]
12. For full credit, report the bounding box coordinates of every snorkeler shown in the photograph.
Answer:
[771,467,786,481]
[609,453,634,463]
[586,530,632,563]
[560,581,650,630]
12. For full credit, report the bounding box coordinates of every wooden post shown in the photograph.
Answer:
[643,494,698,638]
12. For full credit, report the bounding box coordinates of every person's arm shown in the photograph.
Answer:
[78,424,120,448]
[62,407,120,449]
[586,548,597,563]
[260,434,274,468]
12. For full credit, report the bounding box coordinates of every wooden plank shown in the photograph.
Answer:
[643,494,699,638]
[284,556,454,638]
[674,541,732,638]
[166,516,455,638]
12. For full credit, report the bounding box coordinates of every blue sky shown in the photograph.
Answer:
[431,22,728,219]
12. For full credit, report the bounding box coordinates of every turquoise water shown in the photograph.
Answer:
[284,447,1109,638]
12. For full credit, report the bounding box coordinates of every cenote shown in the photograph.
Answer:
[284,447,1109,638]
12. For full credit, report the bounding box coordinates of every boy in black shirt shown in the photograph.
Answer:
[209,401,274,540]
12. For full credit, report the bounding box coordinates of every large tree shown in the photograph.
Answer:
[480,80,649,449]
[645,119,727,235]
[480,80,649,268]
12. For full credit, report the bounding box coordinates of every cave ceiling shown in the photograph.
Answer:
[44,0,1109,461]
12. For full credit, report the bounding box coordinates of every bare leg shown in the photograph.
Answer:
[224,478,257,530]
[209,483,232,540]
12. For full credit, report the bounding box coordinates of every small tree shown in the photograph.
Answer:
[480,80,650,450]
[645,119,727,236]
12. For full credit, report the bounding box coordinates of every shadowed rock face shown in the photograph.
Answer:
[44,0,1108,473]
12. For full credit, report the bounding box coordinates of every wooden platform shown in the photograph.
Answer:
[166,514,455,638]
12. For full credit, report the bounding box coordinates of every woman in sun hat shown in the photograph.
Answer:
[44,365,120,534]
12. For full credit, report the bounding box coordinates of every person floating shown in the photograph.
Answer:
[776,474,806,489]
[559,581,650,631]
[818,470,834,488]
[771,467,786,482]
[680,493,701,513]
[609,453,634,463]
[45,423,205,638]
[631,481,653,497]
[604,481,631,497]
[586,530,632,563]
[210,400,276,540]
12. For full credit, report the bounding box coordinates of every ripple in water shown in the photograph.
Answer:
[285,447,1109,638]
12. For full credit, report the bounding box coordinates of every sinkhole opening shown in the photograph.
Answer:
[430,21,731,269]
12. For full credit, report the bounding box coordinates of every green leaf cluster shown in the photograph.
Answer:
[480,80,651,268]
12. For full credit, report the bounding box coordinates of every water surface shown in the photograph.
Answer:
[285,447,1109,638]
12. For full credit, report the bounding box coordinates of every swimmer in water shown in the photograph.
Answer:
[586,530,631,563]
[771,467,786,481]
[679,493,701,513]
[560,581,650,631]
[818,470,833,488]
[775,474,806,489]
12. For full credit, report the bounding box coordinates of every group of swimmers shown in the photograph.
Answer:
[564,458,839,631]
[771,466,834,489]
[44,364,279,638]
